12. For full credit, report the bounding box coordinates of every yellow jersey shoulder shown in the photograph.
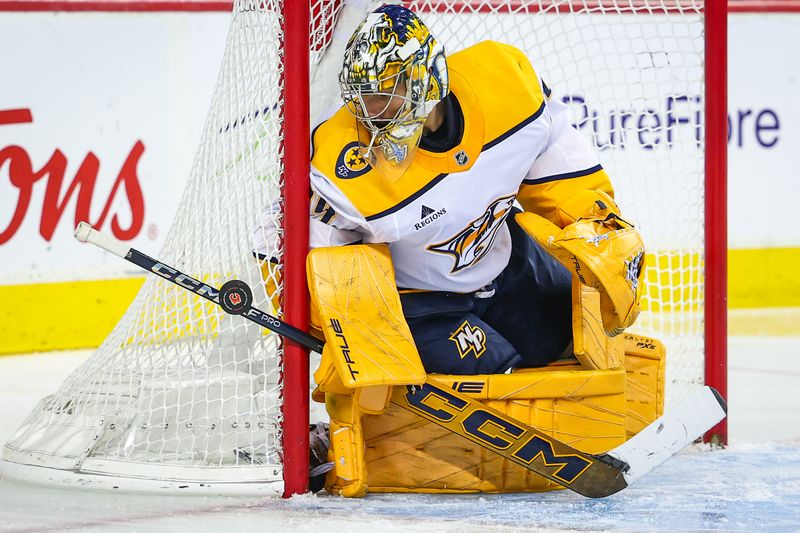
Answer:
[311,107,368,182]
[311,40,546,183]
[448,41,546,144]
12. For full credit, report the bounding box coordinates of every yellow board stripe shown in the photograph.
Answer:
[0,277,145,356]
[1,246,799,355]
[728,247,800,308]
[642,248,800,312]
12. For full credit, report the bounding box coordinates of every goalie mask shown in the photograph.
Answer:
[339,5,448,180]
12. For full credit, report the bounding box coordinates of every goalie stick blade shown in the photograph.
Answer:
[606,386,728,486]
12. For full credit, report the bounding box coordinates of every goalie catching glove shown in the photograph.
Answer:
[515,190,646,336]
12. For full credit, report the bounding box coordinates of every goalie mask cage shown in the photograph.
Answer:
[0,0,727,497]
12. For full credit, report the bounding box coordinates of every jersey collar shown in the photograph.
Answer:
[414,68,484,174]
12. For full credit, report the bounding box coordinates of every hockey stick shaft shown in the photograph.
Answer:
[393,380,629,497]
[74,222,324,353]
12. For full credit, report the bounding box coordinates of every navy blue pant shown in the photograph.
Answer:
[400,214,572,374]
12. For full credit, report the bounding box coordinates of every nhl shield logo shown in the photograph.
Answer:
[454,150,469,166]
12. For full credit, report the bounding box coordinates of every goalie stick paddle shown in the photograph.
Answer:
[75,222,727,498]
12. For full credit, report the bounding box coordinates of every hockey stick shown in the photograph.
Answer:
[75,222,727,498]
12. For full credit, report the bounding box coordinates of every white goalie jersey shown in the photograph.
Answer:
[254,41,613,293]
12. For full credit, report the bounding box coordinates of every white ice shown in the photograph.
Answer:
[1,336,798,532]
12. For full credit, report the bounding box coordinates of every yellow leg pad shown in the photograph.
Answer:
[572,278,624,370]
[623,333,666,438]
[309,245,431,496]
[363,369,628,493]
[325,393,368,497]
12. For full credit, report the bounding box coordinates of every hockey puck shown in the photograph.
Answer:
[219,280,253,315]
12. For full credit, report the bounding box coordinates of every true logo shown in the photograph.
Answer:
[449,320,487,359]
[428,195,515,272]
[451,381,485,394]
[329,318,358,381]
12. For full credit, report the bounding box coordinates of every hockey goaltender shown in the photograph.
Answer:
[250,4,724,498]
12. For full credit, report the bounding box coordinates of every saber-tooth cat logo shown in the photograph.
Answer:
[428,195,515,272]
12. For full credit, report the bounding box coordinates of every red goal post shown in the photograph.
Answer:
[702,0,728,448]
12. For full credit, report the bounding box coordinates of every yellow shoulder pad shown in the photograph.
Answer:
[448,41,545,144]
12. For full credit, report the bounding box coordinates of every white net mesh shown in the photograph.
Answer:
[1,0,708,493]
[1,0,346,494]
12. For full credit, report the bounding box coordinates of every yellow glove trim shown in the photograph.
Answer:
[556,189,620,227]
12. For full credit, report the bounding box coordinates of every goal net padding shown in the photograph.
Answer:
[0,0,708,495]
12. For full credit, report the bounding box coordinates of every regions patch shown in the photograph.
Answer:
[335,142,372,179]
[449,319,487,359]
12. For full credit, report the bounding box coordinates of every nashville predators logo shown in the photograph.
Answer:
[335,141,371,179]
[428,195,516,273]
[449,320,487,359]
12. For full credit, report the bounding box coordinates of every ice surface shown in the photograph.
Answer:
[1,336,798,532]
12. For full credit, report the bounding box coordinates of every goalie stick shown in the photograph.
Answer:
[75,221,727,498]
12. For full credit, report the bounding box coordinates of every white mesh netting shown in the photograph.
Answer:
[2,0,707,493]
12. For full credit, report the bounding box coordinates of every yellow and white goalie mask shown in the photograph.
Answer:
[339,5,448,180]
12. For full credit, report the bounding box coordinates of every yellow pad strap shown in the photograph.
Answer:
[307,244,426,389]
[325,393,368,497]
[572,278,624,370]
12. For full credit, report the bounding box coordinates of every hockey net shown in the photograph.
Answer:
[1,0,722,496]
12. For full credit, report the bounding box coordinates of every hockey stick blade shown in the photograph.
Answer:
[76,222,727,498]
[606,385,727,486]
[392,380,629,498]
